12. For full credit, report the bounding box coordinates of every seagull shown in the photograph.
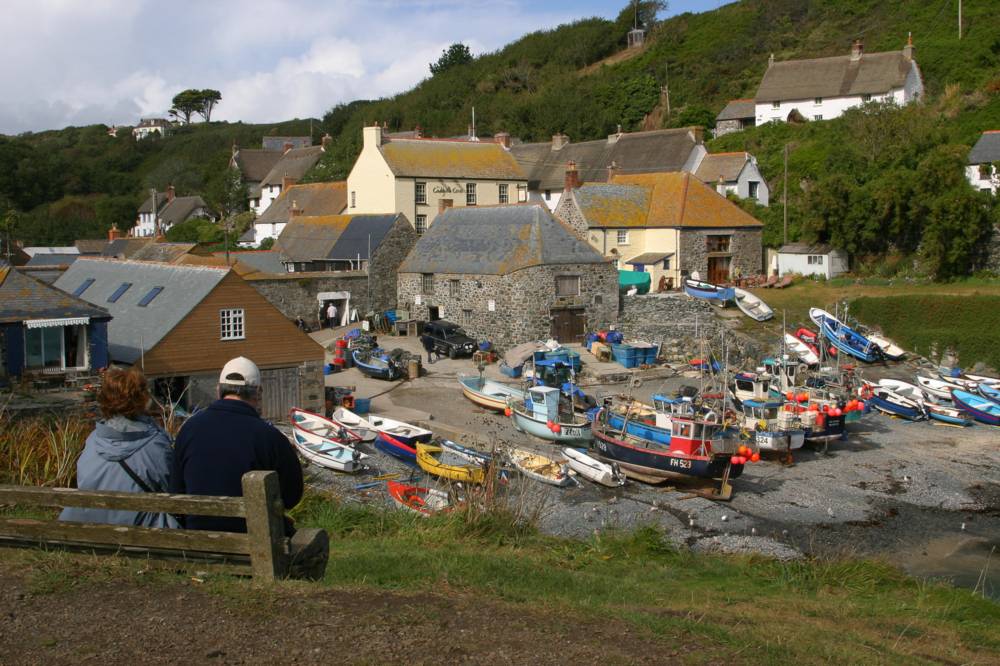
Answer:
[721,514,728,522]
[961,522,966,531]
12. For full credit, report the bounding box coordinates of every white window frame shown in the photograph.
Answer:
[415,181,427,205]
[616,230,629,245]
[498,183,508,204]
[415,214,427,235]
[220,308,246,341]
[517,184,527,202]
[748,181,759,200]
[814,115,823,121]
[466,183,477,206]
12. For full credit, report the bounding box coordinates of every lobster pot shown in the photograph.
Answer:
[799,411,817,428]
[777,411,800,430]
[715,436,739,455]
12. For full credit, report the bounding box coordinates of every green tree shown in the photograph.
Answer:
[169,89,204,124]
[430,43,473,75]
[165,217,223,244]
[198,89,222,122]
[258,237,275,251]
[615,1,668,31]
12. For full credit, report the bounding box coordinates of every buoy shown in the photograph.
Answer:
[751,453,761,463]
[553,423,562,434]
[730,456,740,465]
[504,408,512,417]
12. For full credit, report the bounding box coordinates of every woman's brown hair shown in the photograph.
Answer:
[97,368,150,419]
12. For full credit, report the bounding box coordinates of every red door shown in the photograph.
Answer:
[708,256,731,284]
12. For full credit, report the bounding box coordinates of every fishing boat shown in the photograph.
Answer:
[331,407,377,442]
[683,278,735,305]
[289,428,367,472]
[373,432,418,464]
[965,373,1000,386]
[877,379,929,402]
[731,371,774,407]
[290,408,364,448]
[507,447,574,487]
[733,287,773,321]
[936,372,981,391]
[386,481,450,517]
[439,440,493,465]
[815,311,881,363]
[980,383,1000,403]
[604,398,672,445]
[366,414,433,447]
[808,307,834,329]
[509,386,592,444]
[915,376,962,401]
[951,389,1000,426]
[739,399,805,451]
[868,386,926,421]
[457,374,527,411]
[562,448,625,487]
[925,402,973,427]
[351,348,404,381]
[784,333,819,366]
[416,443,485,484]
[867,333,905,361]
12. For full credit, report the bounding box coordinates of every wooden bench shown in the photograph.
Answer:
[0,471,328,581]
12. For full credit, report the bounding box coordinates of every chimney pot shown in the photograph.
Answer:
[564,161,581,192]
[166,185,175,202]
[493,131,511,149]
[107,223,121,241]
[290,200,303,217]
[689,127,705,144]
[850,39,863,61]
[552,133,569,151]
[903,33,915,61]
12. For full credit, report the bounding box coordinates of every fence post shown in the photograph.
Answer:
[242,471,288,580]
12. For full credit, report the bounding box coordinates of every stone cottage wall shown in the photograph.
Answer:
[367,217,418,313]
[247,273,369,328]
[679,228,763,280]
[552,191,589,240]
[714,120,742,137]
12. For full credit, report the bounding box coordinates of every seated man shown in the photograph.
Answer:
[170,357,303,534]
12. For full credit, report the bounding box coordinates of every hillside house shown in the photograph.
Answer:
[346,125,527,234]
[775,244,848,279]
[134,186,215,237]
[694,152,769,206]
[132,118,170,140]
[714,99,756,137]
[0,263,111,379]
[398,205,617,350]
[262,136,312,152]
[239,181,347,246]
[254,136,330,216]
[555,169,763,290]
[510,127,707,211]
[967,130,1000,195]
[54,259,325,419]
[755,37,923,125]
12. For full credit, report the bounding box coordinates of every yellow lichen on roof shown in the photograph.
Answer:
[577,186,650,228]
[380,140,526,180]
[612,172,762,229]
[0,266,8,288]
[293,214,354,230]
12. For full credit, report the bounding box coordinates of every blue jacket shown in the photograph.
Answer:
[170,399,303,533]
[59,416,178,528]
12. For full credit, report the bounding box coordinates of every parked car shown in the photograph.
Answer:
[422,320,477,359]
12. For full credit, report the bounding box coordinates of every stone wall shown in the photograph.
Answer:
[714,120,742,137]
[297,359,324,414]
[679,228,763,279]
[552,190,588,240]
[367,217,419,313]
[248,273,369,328]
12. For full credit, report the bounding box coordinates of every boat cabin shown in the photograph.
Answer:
[668,417,723,457]
[732,371,773,403]
[741,399,782,425]
[651,394,697,428]
[526,386,561,422]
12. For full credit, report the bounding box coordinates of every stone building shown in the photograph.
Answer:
[397,205,618,351]
[714,99,756,137]
[555,169,763,289]
[694,152,769,206]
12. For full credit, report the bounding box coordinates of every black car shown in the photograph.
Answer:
[422,320,477,359]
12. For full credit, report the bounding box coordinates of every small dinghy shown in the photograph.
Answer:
[868,386,926,421]
[867,333,905,361]
[352,348,404,381]
[439,440,493,465]
[684,278,734,306]
[951,389,1000,426]
[877,379,928,402]
[290,408,364,447]
[813,309,880,362]
[416,442,486,484]
[979,383,1000,403]
[374,432,419,465]
[733,288,773,321]
[386,481,450,517]
[936,372,980,391]
[965,373,1000,386]
[457,374,527,412]
[289,428,367,473]
[367,414,433,447]
[926,402,973,427]
[916,376,962,401]
[331,407,377,442]
[562,448,625,487]
[784,333,819,365]
[507,447,574,487]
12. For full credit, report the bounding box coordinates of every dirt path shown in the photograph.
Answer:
[0,559,694,665]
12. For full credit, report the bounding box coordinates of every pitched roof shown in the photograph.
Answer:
[23,247,79,257]
[399,204,606,275]
[779,243,837,255]
[128,242,197,263]
[75,239,109,254]
[138,192,212,226]
[262,136,312,152]
[968,131,1000,165]
[103,238,154,259]
[716,99,755,121]
[510,127,702,190]
[210,250,286,274]
[233,149,283,182]
[24,253,80,267]
[260,146,324,187]
[0,263,110,324]
[276,214,403,263]
[257,182,347,227]
[572,172,764,229]
[694,152,751,184]
[54,259,229,364]
[755,50,913,102]
[379,139,526,180]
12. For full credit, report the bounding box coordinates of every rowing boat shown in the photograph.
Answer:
[562,448,625,487]
[457,374,527,411]
[733,287,773,321]
[386,481,450,516]
[331,407,377,442]
[416,442,486,484]
[507,447,573,487]
[289,428,367,473]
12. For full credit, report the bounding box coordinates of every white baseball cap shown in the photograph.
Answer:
[219,357,261,387]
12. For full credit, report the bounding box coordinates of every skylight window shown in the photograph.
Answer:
[107,282,132,303]
[137,286,164,307]
[72,278,95,297]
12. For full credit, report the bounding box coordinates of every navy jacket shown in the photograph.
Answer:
[171,399,303,533]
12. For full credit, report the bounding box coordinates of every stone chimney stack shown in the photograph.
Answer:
[290,200,303,217]
[494,132,511,149]
[107,223,122,241]
[281,174,298,191]
[689,127,705,144]
[606,161,618,181]
[552,133,569,151]
[564,161,581,191]
[850,39,864,61]
[903,32,914,61]
[166,185,175,202]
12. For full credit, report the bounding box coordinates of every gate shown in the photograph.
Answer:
[260,367,300,422]
[550,308,587,344]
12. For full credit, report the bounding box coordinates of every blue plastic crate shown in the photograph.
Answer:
[354,397,371,414]
[500,362,522,378]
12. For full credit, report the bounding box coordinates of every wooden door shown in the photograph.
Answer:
[708,256,731,284]
[261,367,299,422]
[550,308,586,343]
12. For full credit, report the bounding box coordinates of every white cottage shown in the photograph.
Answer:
[776,243,848,279]
[694,152,769,206]
[966,131,1000,195]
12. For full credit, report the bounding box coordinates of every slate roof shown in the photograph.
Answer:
[379,139,526,180]
[103,238,154,259]
[510,127,702,190]
[24,254,79,267]
[399,205,606,275]
[572,172,763,229]
[260,146,324,187]
[54,259,229,364]
[23,247,79,257]
[716,99,755,121]
[233,149,283,182]
[694,152,750,184]
[0,263,110,325]
[626,252,673,264]
[276,214,402,263]
[75,239,109,254]
[138,193,213,228]
[779,243,838,255]
[755,50,913,102]
[968,131,1000,165]
[211,251,286,274]
[128,242,197,263]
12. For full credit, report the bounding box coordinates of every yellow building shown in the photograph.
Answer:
[346,126,528,233]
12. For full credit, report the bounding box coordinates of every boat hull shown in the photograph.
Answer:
[290,429,365,473]
[734,288,773,321]
[367,414,433,447]
[605,412,671,445]
[563,448,625,487]
[951,390,1000,426]
[374,432,418,464]
[751,429,805,451]
[804,414,845,442]
[592,428,742,482]
[927,406,973,426]
[387,481,449,516]
[684,279,735,304]
[416,444,485,484]
[352,350,403,381]
[457,375,527,411]
[511,410,592,443]
[869,394,925,421]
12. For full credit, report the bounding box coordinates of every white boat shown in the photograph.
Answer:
[964,373,1000,386]
[877,379,928,402]
[562,448,625,487]
[915,376,962,401]
[366,413,434,447]
[507,447,574,487]
[808,307,835,329]
[733,288,773,321]
[332,407,377,442]
[867,334,905,361]
[290,408,365,447]
[936,373,981,391]
[439,439,493,465]
[289,428,367,473]
[784,333,819,366]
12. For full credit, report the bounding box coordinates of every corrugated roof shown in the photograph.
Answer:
[54,259,228,364]
[234,149,283,182]
[260,146,324,187]
[399,204,606,275]
[379,140,526,180]
[755,50,913,102]
[1,263,110,324]
[716,99,755,121]
[694,153,750,183]
[276,213,402,262]
[969,131,1000,164]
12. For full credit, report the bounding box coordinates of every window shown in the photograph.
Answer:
[107,282,132,303]
[555,275,581,297]
[415,214,427,235]
[499,183,509,204]
[706,236,731,253]
[544,189,551,201]
[771,101,780,110]
[662,257,671,270]
[748,181,759,200]
[415,181,427,205]
[25,325,87,370]
[462,309,473,325]
[517,184,527,202]
[350,191,356,208]
[137,286,164,307]
[466,183,477,206]
[220,308,245,340]
[611,258,620,269]
[72,278,95,297]
[814,115,823,121]
[421,273,434,294]
[449,279,460,298]
[862,94,872,103]
[807,255,825,265]
[979,164,993,180]
[616,230,629,245]
[814,97,823,105]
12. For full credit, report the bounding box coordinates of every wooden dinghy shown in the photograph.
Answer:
[915,375,962,401]
[457,374,527,412]
[331,407,378,442]
[289,428,367,473]
[926,402,974,427]
[951,389,1000,426]
[290,408,365,448]
[507,447,574,487]
[416,443,486,484]
[733,288,773,321]
[562,448,625,487]
[386,481,450,517]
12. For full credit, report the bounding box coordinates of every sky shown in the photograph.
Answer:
[0,0,724,135]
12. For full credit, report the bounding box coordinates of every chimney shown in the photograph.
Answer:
[850,39,863,61]
[281,174,298,191]
[166,185,175,202]
[283,141,294,153]
[564,161,581,191]
[321,133,332,151]
[438,198,453,215]
[903,32,914,61]
[363,124,383,148]
[689,127,705,145]
[494,131,511,149]
[231,141,239,158]
[414,125,423,139]
[107,223,121,241]
[606,161,618,181]
[290,200,303,217]
[768,53,774,68]
[552,133,569,151]
[607,125,624,144]
[717,175,726,194]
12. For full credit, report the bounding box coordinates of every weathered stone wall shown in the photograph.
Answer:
[552,190,588,240]
[714,120,742,138]
[367,217,419,313]
[297,359,324,414]
[248,273,369,328]
[679,228,763,279]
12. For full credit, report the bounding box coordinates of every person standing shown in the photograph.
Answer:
[420,332,436,364]
[326,301,338,329]
[170,357,303,534]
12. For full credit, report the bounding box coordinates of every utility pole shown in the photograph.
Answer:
[662,62,671,119]
[783,143,789,245]
[958,0,963,39]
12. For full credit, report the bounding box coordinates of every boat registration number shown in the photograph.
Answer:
[669,457,692,469]
[595,440,608,452]
[562,426,585,438]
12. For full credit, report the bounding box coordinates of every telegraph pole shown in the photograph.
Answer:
[958,0,963,39]
[783,143,789,245]
[663,63,671,119]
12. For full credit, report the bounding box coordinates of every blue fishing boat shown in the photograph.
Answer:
[978,383,1000,404]
[951,389,1000,426]
[683,278,735,305]
[606,410,672,445]
[925,403,973,427]
[352,348,404,381]
[373,432,418,465]
[868,387,925,421]
[509,386,592,444]
[815,311,881,363]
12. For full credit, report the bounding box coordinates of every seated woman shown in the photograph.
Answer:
[60,368,178,528]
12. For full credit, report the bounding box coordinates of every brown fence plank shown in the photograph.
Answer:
[0,486,246,518]
[0,518,250,555]
[242,471,288,580]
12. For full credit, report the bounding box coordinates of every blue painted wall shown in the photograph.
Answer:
[89,320,109,371]
[3,324,24,376]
